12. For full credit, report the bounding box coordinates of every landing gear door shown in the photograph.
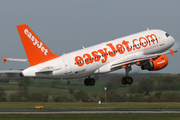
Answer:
[62,59,72,74]
[156,32,164,46]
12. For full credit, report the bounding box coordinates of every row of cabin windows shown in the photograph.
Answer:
[75,38,157,65]
[74,49,124,65]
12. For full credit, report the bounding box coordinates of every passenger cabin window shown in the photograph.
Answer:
[165,33,169,37]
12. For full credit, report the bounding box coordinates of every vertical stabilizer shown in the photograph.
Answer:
[17,24,60,66]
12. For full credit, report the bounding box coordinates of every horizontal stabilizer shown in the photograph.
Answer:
[2,57,28,63]
[0,70,22,74]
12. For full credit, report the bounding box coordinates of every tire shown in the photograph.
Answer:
[84,78,90,86]
[90,78,95,86]
[122,77,127,85]
[127,77,133,85]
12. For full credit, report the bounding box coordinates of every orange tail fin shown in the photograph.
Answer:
[17,24,60,66]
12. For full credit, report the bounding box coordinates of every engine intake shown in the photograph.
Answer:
[20,72,24,77]
[141,60,154,71]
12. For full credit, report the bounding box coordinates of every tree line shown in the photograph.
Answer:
[0,74,180,102]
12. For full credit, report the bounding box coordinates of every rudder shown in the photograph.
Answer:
[17,24,60,66]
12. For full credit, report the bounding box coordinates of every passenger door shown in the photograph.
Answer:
[156,32,164,46]
[62,59,72,74]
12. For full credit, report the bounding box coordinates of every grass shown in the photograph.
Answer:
[0,84,19,90]
[0,102,180,110]
[1,80,130,97]
[0,114,180,120]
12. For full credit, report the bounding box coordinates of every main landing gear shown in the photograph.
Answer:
[121,65,133,85]
[122,76,133,85]
[84,77,95,86]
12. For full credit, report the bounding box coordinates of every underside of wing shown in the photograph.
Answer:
[111,49,177,71]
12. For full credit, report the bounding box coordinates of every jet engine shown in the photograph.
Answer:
[141,55,168,71]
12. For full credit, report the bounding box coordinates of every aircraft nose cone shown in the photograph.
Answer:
[170,36,175,45]
[172,37,175,45]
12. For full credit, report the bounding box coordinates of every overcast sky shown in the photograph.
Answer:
[0,0,179,74]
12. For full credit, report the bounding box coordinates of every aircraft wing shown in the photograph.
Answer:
[111,49,177,70]
[2,57,28,63]
[0,70,22,74]
[0,70,22,79]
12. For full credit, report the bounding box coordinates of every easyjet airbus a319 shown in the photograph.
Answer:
[2,24,177,86]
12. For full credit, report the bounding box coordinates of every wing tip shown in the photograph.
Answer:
[2,56,7,63]
[169,49,177,56]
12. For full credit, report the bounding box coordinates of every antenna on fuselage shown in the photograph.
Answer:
[82,46,85,49]
[147,28,149,31]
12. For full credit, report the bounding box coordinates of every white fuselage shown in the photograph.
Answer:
[21,29,175,79]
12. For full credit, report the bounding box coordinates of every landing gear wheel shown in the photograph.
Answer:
[84,78,90,86]
[127,77,133,85]
[122,77,127,85]
[84,78,96,86]
[121,77,133,85]
[90,78,95,86]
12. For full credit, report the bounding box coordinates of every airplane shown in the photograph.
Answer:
[1,24,176,86]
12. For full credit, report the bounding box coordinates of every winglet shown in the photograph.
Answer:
[2,57,7,63]
[169,49,175,56]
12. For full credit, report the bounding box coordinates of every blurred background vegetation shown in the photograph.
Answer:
[0,73,180,102]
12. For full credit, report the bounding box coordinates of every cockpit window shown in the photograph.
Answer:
[165,33,169,37]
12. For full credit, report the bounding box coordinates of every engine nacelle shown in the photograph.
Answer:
[141,55,168,71]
